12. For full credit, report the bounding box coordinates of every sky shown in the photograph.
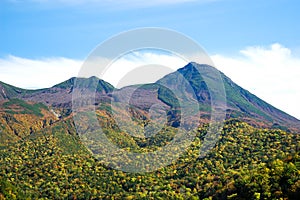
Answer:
[1,0,300,119]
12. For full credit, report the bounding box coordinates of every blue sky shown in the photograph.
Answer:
[1,0,300,119]
[1,0,299,58]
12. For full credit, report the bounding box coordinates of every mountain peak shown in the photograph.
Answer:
[179,62,213,70]
[1,62,299,132]
[157,61,300,131]
[52,76,114,93]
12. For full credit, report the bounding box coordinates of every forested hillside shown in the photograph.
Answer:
[0,120,299,199]
[0,63,300,199]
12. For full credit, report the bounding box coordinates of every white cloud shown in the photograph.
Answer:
[0,52,187,90]
[101,51,188,88]
[1,43,299,119]
[0,55,82,89]
[211,43,300,119]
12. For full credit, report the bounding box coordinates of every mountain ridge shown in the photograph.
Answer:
[0,62,299,132]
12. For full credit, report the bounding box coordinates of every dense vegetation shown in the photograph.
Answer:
[0,120,299,199]
[2,99,48,117]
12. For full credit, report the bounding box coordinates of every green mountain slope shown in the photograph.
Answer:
[1,62,299,131]
[0,81,38,101]
[53,76,114,94]
[156,62,300,131]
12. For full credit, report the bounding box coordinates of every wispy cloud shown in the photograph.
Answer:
[0,55,82,89]
[212,43,300,119]
[0,52,187,89]
[1,43,299,119]
[102,51,187,88]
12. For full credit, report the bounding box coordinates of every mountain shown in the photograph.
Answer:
[0,62,299,199]
[111,62,300,132]
[221,69,300,130]
[0,81,34,101]
[155,62,300,131]
[0,61,299,138]
[0,76,114,108]
[0,77,114,144]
